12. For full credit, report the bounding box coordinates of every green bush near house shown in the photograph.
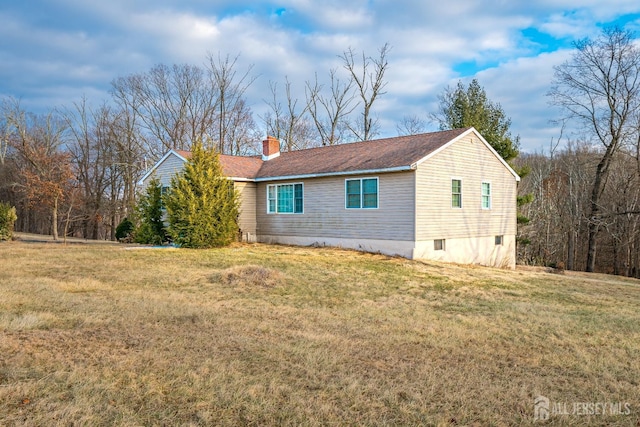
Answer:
[0,202,17,241]
[135,178,167,245]
[164,141,239,248]
[115,217,135,242]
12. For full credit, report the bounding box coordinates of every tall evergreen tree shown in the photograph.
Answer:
[0,202,17,241]
[164,141,239,248]
[135,177,167,245]
[433,79,519,162]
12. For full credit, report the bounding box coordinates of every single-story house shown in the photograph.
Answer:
[139,127,520,268]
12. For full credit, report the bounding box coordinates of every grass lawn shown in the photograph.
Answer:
[1,241,639,426]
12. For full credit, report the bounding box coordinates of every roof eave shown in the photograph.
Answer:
[255,165,415,182]
[137,149,187,186]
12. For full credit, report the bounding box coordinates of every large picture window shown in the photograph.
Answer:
[345,178,378,209]
[267,183,303,214]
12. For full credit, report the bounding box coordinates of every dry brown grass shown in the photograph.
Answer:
[0,241,639,426]
[214,265,284,288]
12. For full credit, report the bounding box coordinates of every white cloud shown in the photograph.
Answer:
[1,0,640,148]
[278,0,373,30]
[476,50,574,152]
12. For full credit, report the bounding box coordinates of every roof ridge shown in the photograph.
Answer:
[272,127,471,156]
[171,128,471,159]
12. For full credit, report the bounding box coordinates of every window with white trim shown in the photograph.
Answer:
[451,179,462,208]
[482,182,491,209]
[267,183,303,214]
[160,185,170,209]
[434,239,446,251]
[495,235,503,245]
[345,178,378,209]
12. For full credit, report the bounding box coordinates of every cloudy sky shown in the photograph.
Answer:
[1,1,640,152]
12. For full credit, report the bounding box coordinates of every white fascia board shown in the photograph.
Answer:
[137,150,187,186]
[228,177,256,182]
[254,165,414,182]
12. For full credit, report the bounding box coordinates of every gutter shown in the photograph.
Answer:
[253,165,416,182]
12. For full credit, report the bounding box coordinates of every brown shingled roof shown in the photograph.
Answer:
[174,128,471,180]
[220,155,263,179]
[174,150,262,179]
[256,128,470,179]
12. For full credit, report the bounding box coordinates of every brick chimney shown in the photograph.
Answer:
[262,136,280,161]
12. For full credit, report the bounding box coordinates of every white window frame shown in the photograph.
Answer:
[481,181,492,210]
[434,239,446,251]
[451,178,463,209]
[266,182,304,214]
[345,177,379,209]
[160,185,170,210]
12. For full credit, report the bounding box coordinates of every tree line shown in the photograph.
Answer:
[516,27,640,276]
[0,45,392,242]
[1,27,640,277]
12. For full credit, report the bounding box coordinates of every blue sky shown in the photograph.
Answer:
[1,1,640,152]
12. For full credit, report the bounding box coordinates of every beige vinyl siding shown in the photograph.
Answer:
[140,153,185,191]
[256,172,415,241]
[235,181,256,235]
[415,133,517,240]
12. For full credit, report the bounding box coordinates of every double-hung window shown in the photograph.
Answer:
[451,179,462,208]
[481,182,491,209]
[345,178,378,209]
[267,183,303,214]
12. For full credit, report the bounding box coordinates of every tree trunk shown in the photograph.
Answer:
[586,218,599,272]
[52,196,59,241]
[92,211,99,240]
[612,236,620,276]
[567,230,575,271]
[586,148,615,272]
[63,197,74,244]
[110,213,116,241]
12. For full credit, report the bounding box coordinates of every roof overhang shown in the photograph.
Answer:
[137,149,188,186]
[138,128,519,186]
[254,165,415,182]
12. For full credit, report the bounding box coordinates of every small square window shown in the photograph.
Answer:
[495,235,503,245]
[434,239,445,251]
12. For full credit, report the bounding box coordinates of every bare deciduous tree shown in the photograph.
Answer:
[111,63,217,157]
[262,78,314,151]
[206,53,257,154]
[65,99,112,239]
[396,114,428,136]
[305,69,356,146]
[549,26,640,272]
[3,99,72,240]
[341,43,391,141]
